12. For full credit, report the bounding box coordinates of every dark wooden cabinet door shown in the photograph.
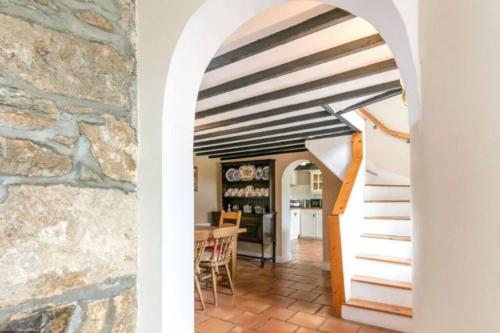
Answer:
[239,215,262,242]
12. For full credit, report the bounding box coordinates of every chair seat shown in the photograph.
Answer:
[201,252,212,262]
[200,258,230,268]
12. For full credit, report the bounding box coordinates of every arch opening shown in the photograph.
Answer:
[151,0,419,331]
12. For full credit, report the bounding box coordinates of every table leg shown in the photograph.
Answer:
[231,239,237,281]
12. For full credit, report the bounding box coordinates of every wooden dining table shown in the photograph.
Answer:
[195,225,247,280]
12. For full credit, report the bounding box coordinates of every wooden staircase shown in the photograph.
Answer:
[342,181,413,332]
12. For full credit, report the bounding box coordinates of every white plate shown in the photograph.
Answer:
[225,168,235,181]
[255,167,263,180]
[262,166,270,180]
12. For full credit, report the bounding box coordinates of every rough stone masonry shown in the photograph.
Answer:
[0,0,138,331]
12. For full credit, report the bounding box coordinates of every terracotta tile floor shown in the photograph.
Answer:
[195,239,397,333]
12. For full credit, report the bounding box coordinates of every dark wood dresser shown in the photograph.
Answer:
[211,159,276,266]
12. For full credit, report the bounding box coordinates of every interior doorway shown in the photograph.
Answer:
[282,160,325,265]
[149,0,419,331]
[290,161,324,261]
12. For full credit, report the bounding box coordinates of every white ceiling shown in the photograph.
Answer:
[193,3,403,159]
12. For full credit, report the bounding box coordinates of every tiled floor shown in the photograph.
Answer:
[195,239,397,333]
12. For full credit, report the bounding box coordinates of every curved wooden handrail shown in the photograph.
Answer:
[358,108,410,142]
[328,132,363,317]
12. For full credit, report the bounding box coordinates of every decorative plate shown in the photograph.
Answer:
[225,168,235,182]
[239,165,256,181]
[255,167,264,180]
[262,166,270,180]
[232,170,240,181]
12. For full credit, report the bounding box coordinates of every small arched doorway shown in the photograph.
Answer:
[281,159,328,265]
[281,159,311,262]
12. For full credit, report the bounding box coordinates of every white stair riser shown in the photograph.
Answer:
[342,305,412,332]
[365,202,412,216]
[365,186,411,201]
[350,281,412,307]
[355,259,412,282]
[362,219,411,236]
[365,173,378,184]
[359,237,412,258]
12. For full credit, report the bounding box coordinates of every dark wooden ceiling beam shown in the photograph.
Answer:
[196,139,308,156]
[197,79,401,128]
[211,128,357,159]
[194,110,331,139]
[194,126,352,149]
[336,88,403,115]
[213,147,310,160]
[198,55,394,119]
[323,105,359,132]
[194,105,319,132]
[194,129,353,152]
[195,119,342,146]
[208,143,307,159]
[199,34,385,100]
[195,108,330,133]
[205,8,353,72]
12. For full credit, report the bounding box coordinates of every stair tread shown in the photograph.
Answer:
[345,298,413,317]
[361,233,411,242]
[365,216,411,221]
[365,200,411,203]
[365,184,411,187]
[352,275,412,290]
[356,253,412,265]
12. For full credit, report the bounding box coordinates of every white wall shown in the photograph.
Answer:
[364,96,410,178]
[306,136,352,180]
[414,1,500,332]
[194,156,220,224]
[365,126,410,178]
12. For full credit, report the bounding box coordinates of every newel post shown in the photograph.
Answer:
[328,132,363,317]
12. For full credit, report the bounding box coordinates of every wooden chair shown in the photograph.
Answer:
[199,226,238,306]
[218,210,242,228]
[194,230,211,310]
[205,211,241,253]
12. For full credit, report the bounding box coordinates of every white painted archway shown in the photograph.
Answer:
[280,159,311,262]
[137,0,419,331]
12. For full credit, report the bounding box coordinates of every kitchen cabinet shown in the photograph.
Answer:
[300,209,323,239]
[310,170,323,194]
[290,209,301,240]
[316,211,323,238]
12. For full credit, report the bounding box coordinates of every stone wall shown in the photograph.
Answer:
[0,0,137,331]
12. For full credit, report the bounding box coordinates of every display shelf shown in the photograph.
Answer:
[214,159,276,266]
